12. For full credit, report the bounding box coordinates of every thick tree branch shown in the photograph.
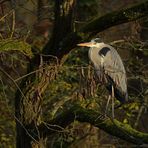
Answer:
[81,0,148,33]
[40,104,148,145]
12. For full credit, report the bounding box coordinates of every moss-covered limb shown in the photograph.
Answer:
[40,104,148,145]
[75,106,148,145]
[81,0,148,33]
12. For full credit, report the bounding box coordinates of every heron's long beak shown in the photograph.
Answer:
[77,42,92,47]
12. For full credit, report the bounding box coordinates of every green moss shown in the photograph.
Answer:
[68,104,148,144]
[0,39,33,58]
[113,119,148,140]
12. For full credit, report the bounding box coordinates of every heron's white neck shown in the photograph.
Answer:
[88,42,105,67]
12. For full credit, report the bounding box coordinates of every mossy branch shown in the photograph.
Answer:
[81,0,148,33]
[40,104,148,145]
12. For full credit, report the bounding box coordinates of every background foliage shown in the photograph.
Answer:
[0,0,148,147]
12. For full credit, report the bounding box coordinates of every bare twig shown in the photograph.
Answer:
[10,10,15,38]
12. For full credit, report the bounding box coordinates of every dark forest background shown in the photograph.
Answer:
[0,0,148,147]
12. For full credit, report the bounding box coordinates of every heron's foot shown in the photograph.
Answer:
[105,106,115,119]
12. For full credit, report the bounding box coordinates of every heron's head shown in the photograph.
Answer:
[77,38,103,47]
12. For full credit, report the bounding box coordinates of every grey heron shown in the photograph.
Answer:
[77,38,128,117]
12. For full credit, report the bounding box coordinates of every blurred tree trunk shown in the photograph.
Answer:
[43,0,76,57]
[15,0,76,147]
[37,0,50,21]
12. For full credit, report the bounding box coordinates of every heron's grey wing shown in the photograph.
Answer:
[102,45,128,101]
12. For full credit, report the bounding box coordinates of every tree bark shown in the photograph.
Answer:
[15,0,76,147]
[15,56,56,147]
[43,0,76,57]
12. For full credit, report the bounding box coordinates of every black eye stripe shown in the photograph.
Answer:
[99,47,110,56]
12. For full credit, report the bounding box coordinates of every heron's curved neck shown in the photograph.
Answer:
[95,42,105,48]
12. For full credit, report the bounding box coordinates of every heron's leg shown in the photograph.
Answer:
[105,95,111,116]
[111,85,115,118]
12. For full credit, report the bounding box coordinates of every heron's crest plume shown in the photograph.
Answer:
[91,38,103,43]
